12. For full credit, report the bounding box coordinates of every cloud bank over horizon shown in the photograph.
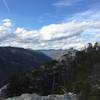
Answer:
[0,10,100,50]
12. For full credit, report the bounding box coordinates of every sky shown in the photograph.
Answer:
[0,0,100,50]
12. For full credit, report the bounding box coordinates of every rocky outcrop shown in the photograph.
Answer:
[6,93,78,100]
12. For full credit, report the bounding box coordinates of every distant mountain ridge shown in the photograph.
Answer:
[39,48,77,60]
[0,46,52,87]
[39,49,66,60]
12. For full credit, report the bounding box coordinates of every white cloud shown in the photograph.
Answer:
[15,28,39,39]
[2,19,12,28]
[0,19,12,39]
[0,10,100,50]
[96,33,100,38]
[40,20,100,41]
[53,0,81,7]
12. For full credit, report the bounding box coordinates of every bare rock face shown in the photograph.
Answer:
[6,93,78,100]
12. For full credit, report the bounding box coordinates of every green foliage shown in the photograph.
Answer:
[88,96,98,100]
[42,60,58,69]
[63,82,73,92]
[72,80,91,94]
[5,71,32,97]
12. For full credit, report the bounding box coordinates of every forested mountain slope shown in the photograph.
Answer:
[0,47,52,87]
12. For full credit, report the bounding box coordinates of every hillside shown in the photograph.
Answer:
[0,47,52,87]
